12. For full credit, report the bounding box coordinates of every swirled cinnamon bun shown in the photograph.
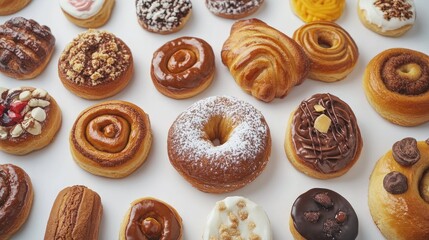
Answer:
[222,18,310,102]
[70,100,152,178]
[151,37,215,99]
[363,48,429,126]
[285,93,362,179]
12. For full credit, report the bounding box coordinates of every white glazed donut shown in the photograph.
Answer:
[59,0,104,19]
[203,196,272,240]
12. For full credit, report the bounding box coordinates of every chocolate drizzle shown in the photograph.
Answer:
[291,93,361,174]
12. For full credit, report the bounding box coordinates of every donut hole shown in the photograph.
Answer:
[204,116,233,147]
[396,63,422,81]
[419,168,429,203]
[317,34,335,49]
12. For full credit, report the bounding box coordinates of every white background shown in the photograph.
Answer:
[1,0,428,239]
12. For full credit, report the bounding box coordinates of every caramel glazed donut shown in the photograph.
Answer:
[168,96,271,193]
[363,48,429,126]
[119,197,182,240]
[0,164,34,240]
[151,36,215,99]
[70,100,152,178]
[369,137,429,239]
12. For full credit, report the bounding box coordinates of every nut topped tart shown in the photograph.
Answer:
[58,29,133,100]
[0,87,62,155]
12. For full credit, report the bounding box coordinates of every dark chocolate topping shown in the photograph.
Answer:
[392,137,420,166]
[291,188,359,240]
[383,171,408,194]
[291,93,361,174]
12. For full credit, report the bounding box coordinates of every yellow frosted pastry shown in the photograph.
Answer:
[290,0,345,22]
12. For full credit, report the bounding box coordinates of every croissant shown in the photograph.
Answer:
[221,18,310,102]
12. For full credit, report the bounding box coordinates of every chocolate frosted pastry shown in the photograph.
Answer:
[285,93,362,179]
[369,137,429,239]
[0,87,62,155]
[290,188,358,240]
[58,29,133,100]
[119,197,182,240]
[363,48,429,126]
[0,17,55,79]
[205,0,265,19]
[0,164,33,239]
[44,185,103,240]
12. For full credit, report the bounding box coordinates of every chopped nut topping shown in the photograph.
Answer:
[249,234,261,240]
[374,0,413,21]
[228,212,239,224]
[314,192,334,209]
[314,104,326,112]
[248,221,256,230]
[238,210,248,221]
[236,200,246,208]
[218,202,227,211]
[314,114,331,133]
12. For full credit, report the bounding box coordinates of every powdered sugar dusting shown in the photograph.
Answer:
[206,0,263,15]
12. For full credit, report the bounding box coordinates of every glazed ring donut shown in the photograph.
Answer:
[205,0,265,19]
[290,188,359,240]
[203,196,272,240]
[119,197,182,240]
[168,96,271,193]
[0,0,31,15]
[363,48,429,126]
[59,0,115,28]
[369,137,429,239]
[151,37,215,99]
[285,93,362,179]
[0,87,62,155]
[0,164,33,239]
[293,21,359,82]
[290,0,346,22]
[70,100,152,178]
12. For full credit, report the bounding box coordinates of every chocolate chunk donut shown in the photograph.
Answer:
[205,0,265,19]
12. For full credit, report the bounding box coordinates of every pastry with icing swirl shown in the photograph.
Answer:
[369,137,429,239]
[0,0,31,15]
[70,100,152,178]
[151,37,215,99]
[205,0,265,19]
[0,164,33,239]
[363,48,429,126]
[59,0,115,28]
[285,93,362,179]
[290,0,345,22]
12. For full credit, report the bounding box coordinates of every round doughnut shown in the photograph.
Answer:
[368,137,429,239]
[205,0,265,19]
[363,48,429,126]
[203,196,272,240]
[290,188,359,240]
[0,0,31,15]
[151,36,215,99]
[293,21,359,82]
[119,197,182,240]
[285,93,362,179]
[290,0,345,23]
[70,100,152,178]
[168,96,271,193]
[58,29,133,100]
[358,0,416,37]
[0,87,62,155]
[0,164,33,239]
[135,0,192,34]
[59,0,115,28]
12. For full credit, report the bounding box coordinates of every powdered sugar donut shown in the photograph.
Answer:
[205,0,265,19]
[167,96,271,193]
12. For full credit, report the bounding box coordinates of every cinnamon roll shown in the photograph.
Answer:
[70,100,152,178]
[151,37,215,99]
[0,0,31,15]
[59,0,116,28]
[0,164,33,239]
[293,21,359,82]
[290,0,346,22]
[363,48,429,126]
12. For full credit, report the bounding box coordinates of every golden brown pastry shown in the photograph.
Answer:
[205,0,265,19]
[358,0,416,37]
[0,164,33,239]
[285,93,362,179]
[293,21,359,82]
[363,48,429,126]
[0,17,55,80]
[119,197,182,240]
[168,96,271,193]
[0,87,62,155]
[58,29,133,100]
[70,100,152,178]
[290,0,345,22]
[0,0,31,15]
[369,137,429,239]
[151,36,215,99]
[59,0,115,28]
[135,0,192,34]
[44,185,103,240]
[222,18,309,102]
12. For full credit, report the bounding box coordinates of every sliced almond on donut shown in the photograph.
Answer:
[314,114,331,133]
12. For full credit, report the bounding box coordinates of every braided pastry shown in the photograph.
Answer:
[222,18,309,102]
[290,0,345,22]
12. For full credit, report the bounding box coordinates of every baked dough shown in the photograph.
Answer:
[222,18,309,102]
[290,0,345,22]
[59,0,115,28]
[0,0,31,15]
[369,137,429,239]
[205,0,265,19]
[363,48,429,126]
[70,100,152,178]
